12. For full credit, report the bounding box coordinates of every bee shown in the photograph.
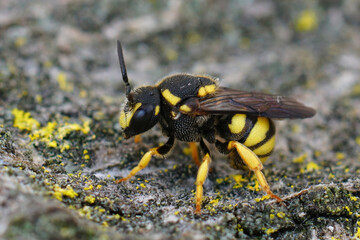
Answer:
[116,40,315,214]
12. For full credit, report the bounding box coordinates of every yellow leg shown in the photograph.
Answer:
[195,153,212,214]
[117,137,174,183]
[228,141,282,201]
[116,148,158,183]
[189,142,201,167]
[134,134,142,143]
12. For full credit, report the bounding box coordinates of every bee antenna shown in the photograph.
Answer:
[117,40,131,96]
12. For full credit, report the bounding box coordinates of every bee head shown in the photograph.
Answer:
[117,41,161,138]
[119,87,161,138]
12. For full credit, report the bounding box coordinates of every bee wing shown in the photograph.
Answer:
[185,87,315,119]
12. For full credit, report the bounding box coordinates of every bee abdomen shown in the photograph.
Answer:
[217,114,276,162]
[243,117,276,160]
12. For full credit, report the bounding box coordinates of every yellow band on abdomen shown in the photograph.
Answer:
[228,114,247,134]
[244,117,269,147]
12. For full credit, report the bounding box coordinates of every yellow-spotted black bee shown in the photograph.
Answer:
[116,40,315,214]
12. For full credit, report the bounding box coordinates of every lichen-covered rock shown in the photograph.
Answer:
[1,0,360,239]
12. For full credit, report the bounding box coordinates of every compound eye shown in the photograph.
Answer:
[131,105,154,129]
[134,109,146,119]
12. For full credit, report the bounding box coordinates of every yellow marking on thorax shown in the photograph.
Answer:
[119,103,142,129]
[198,84,216,97]
[161,89,181,106]
[244,117,269,147]
[180,104,192,113]
[171,111,177,118]
[154,105,160,116]
[228,114,246,134]
[253,135,275,156]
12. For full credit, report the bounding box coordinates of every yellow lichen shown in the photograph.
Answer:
[57,121,90,139]
[277,212,286,218]
[84,185,93,191]
[182,146,191,156]
[78,206,92,219]
[247,180,260,192]
[336,152,345,160]
[356,137,360,146]
[306,162,320,172]
[350,195,358,202]
[79,89,88,98]
[48,140,57,148]
[216,178,224,184]
[187,31,201,44]
[15,37,26,48]
[102,221,108,227]
[53,192,63,201]
[205,205,217,213]
[265,228,277,235]
[53,184,78,201]
[44,60,53,68]
[12,109,40,131]
[232,174,248,189]
[57,72,74,92]
[30,121,57,144]
[356,221,360,239]
[295,10,318,32]
[60,143,70,152]
[85,195,96,204]
[314,151,322,157]
[255,195,270,202]
[165,48,178,61]
[35,94,42,103]
[293,153,307,163]
[232,174,247,183]
[13,108,91,150]
[209,199,220,206]
[344,206,352,215]
[291,124,300,133]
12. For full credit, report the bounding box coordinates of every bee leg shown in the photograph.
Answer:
[134,134,142,143]
[188,142,201,167]
[228,141,282,202]
[116,136,175,183]
[195,140,212,214]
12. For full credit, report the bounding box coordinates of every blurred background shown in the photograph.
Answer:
[1,0,360,239]
[2,0,359,97]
